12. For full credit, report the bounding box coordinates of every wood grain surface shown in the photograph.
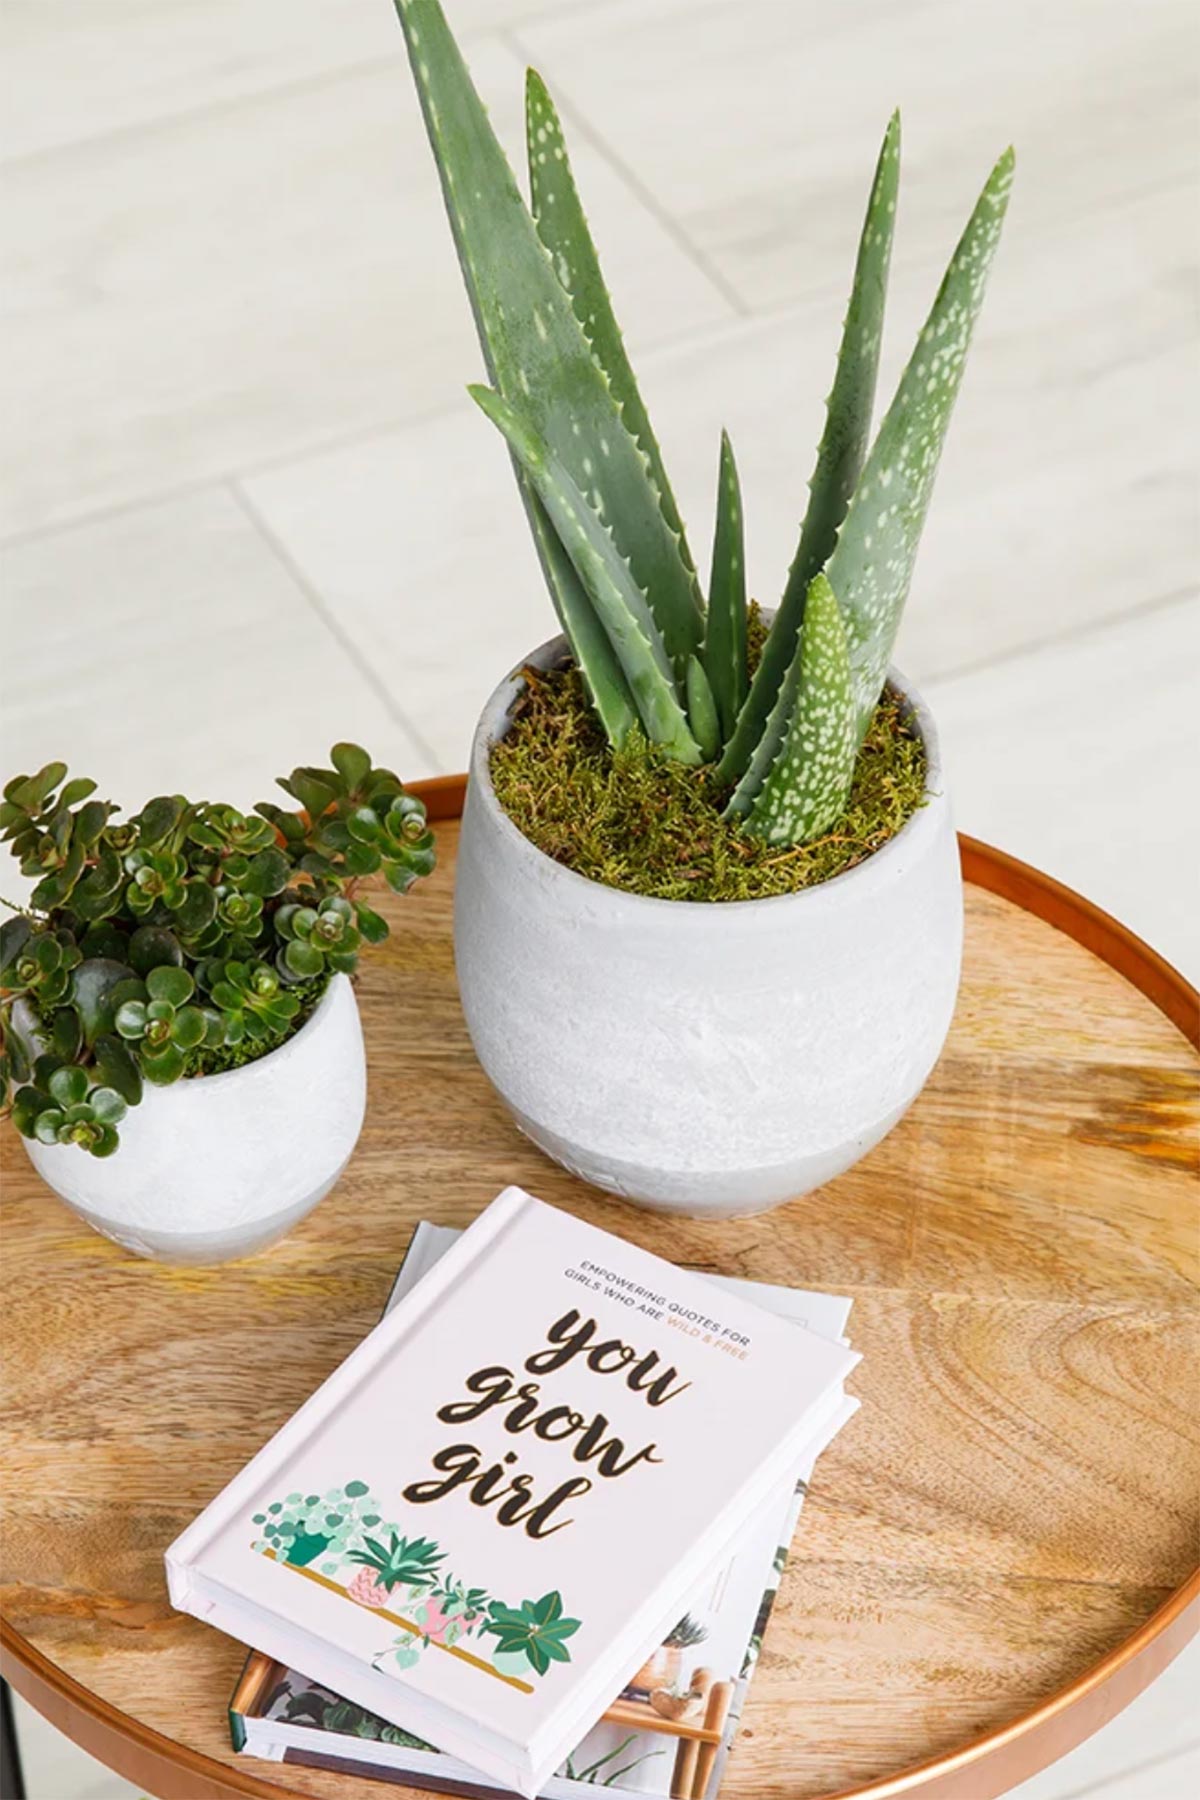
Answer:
[1,800,1197,1800]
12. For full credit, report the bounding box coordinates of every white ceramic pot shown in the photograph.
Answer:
[23,973,366,1263]
[454,636,963,1218]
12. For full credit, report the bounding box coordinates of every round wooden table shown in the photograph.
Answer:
[2,777,1197,1800]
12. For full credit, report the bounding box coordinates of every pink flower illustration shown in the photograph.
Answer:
[346,1566,392,1610]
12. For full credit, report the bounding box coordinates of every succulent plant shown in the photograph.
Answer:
[346,1531,447,1595]
[275,896,361,981]
[202,957,301,1045]
[113,965,214,1085]
[1,746,434,1156]
[14,1064,127,1159]
[393,0,1013,846]
[664,1612,709,1650]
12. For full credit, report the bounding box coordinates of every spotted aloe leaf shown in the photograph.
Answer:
[718,113,900,784]
[723,562,838,820]
[526,69,701,615]
[393,0,701,676]
[703,429,748,744]
[827,146,1015,734]
[471,385,702,764]
[741,576,857,842]
[684,655,720,762]
[532,519,638,746]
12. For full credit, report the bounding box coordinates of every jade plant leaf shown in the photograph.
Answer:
[70,958,137,1046]
[128,925,183,976]
[48,1063,88,1108]
[146,964,193,1008]
[93,1033,144,1106]
[330,741,372,791]
[70,843,125,921]
[0,915,32,982]
[5,762,67,811]
[136,795,183,848]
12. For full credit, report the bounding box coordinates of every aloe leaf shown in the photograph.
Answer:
[471,386,702,764]
[685,656,720,762]
[718,113,900,782]
[703,429,748,743]
[724,568,824,817]
[522,494,638,745]
[741,576,857,844]
[828,145,1015,733]
[525,69,702,616]
[393,0,701,667]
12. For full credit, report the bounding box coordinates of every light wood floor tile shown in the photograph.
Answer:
[239,150,1196,763]
[238,405,553,773]
[0,0,589,160]
[517,0,1196,312]
[1,37,732,537]
[924,597,1200,982]
[0,487,435,909]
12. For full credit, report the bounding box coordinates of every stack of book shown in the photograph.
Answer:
[167,1190,860,1799]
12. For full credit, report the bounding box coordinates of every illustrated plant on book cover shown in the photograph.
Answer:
[251,1485,581,1691]
[347,1530,446,1597]
[251,1479,386,1573]
[481,1590,581,1677]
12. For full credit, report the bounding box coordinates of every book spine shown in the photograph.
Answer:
[166,1187,533,1594]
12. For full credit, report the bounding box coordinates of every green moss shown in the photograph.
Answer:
[489,644,928,904]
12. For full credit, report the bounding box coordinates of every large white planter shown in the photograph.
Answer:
[24,973,366,1263]
[454,637,963,1218]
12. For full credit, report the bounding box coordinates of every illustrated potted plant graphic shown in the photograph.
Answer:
[481,1590,582,1681]
[389,0,1013,1216]
[345,1531,447,1611]
[252,1480,388,1575]
[414,1574,492,1645]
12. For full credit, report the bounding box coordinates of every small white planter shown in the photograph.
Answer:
[455,637,963,1218]
[23,973,366,1263]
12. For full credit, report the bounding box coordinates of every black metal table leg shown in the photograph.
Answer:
[0,1678,26,1800]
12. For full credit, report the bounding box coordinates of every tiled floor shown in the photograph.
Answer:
[1,2,1196,1796]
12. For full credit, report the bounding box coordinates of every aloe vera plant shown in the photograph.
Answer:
[346,1531,447,1595]
[394,0,1013,847]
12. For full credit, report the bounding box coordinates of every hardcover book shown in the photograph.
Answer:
[230,1222,858,1800]
[167,1188,858,1794]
